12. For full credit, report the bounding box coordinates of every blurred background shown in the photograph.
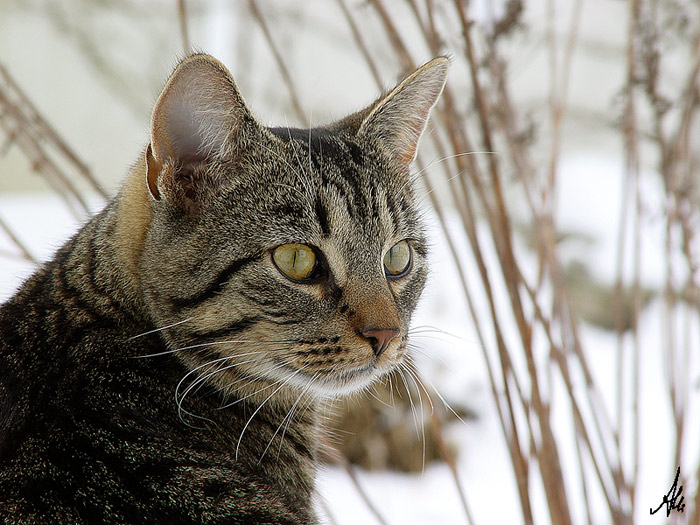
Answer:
[1,1,699,523]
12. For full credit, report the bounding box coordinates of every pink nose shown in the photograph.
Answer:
[361,328,400,357]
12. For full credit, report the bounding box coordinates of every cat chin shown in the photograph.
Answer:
[284,363,392,398]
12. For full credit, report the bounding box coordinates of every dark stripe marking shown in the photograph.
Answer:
[193,316,261,341]
[172,256,257,309]
[296,346,344,357]
[314,197,331,235]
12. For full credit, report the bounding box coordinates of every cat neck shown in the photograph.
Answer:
[111,155,154,312]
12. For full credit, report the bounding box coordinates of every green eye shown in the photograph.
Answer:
[383,240,411,276]
[273,244,317,281]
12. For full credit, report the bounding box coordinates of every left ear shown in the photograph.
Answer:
[145,53,260,203]
[358,57,449,166]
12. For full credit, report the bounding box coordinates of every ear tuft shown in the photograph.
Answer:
[358,57,449,166]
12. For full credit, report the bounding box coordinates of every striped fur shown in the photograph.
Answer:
[0,54,448,523]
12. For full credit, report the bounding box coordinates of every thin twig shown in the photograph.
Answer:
[336,0,383,87]
[407,360,476,525]
[621,0,642,511]
[248,0,307,125]
[0,63,106,199]
[368,0,414,74]
[177,0,190,54]
[324,442,390,525]
[0,214,37,265]
[0,90,89,218]
[455,5,573,523]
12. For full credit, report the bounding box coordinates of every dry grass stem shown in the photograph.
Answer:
[177,0,191,55]
[0,215,37,264]
[336,0,383,87]
[323,441,391,525]
[408,360,476,525]
[247,0,307,126]
[0,63,106,201]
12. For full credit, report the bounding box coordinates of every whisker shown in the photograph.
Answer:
[403,358,435,414]
[396,366,420,440]
[401,361,428,471]
[426,377,471,427]
[273,390,309,459]
[178,357,260,408]
[235,368,306,461]
[366,383,392,408]
[175,351,275,421]
[259,373,316,463]
[403,353,471,427]
[414,150,498,178]
[136,337,296,359]
[126,317,193,342]
[408,324,462,339]
[280,388,317,459]
[216,360,297,410]
[407,344,478,386]
[387,372,396,408]
[399,151,497,197]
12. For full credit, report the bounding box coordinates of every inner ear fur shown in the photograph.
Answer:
[334,57,449,167]
[146,54,258,203]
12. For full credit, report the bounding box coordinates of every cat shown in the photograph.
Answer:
[0,53,448,523]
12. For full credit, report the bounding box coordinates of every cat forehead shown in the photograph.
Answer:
[208,128,421,259]
[262,126,416,235]
[263,125,404,197]
[267,126,365,166]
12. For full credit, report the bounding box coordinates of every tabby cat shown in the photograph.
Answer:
[0,54,448,523]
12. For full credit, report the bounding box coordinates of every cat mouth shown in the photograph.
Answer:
[340,363,374,377]
[273,358,387,396]
[335,363,377,382]
[315,364,382,395]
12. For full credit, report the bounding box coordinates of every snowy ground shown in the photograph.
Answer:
[0,164,696,524]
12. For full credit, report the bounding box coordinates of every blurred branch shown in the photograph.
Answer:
[177,0,191,54]
[545,0,583,206]
[0,63,106,201]
[0,62,103,219]
[368,0,414,74]
[0,214,37,265]
[323,440,391,525]
[43,1,158,120]
[248,0,307,125]
[408,360,476,525]
[336,0,383,87]
[455,4,575,523]
[618,0,642,512]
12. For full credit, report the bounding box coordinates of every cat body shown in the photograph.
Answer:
[0,54,447,523]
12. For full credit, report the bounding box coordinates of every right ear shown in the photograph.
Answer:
[146,54,257,202]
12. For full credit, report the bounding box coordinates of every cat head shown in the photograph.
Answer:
[138,54,448,400]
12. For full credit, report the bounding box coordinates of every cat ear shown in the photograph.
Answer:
[146,54,254,201]
[357,57,449,166]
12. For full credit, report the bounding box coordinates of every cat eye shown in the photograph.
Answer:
[272,244,318,281]
[383,240,412,277]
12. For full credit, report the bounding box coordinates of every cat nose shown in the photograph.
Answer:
[361,328,400,357]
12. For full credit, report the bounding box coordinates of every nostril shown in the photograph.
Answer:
[360,328,399,357]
